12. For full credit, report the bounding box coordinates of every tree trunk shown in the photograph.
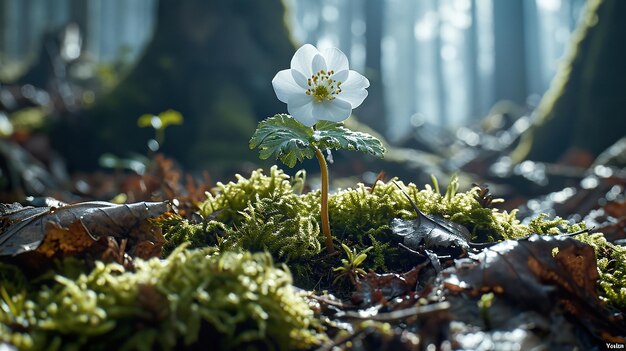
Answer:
[53,0,296,172]
[360,0,386,134]
[513,0,626,163]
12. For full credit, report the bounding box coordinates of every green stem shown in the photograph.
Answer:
[315,147,335,254]
[156,128,165,148]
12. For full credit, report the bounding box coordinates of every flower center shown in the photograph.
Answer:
[305,70,342,102]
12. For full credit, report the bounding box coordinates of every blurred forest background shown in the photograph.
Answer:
[0,0,625,208]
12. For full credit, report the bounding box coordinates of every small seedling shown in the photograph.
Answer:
[478,292,495,330]
[333,243,373,286]
[137,109,183,152]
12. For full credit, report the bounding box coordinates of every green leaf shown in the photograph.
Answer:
[340,243,353,258]
[137,114,157,128]
[313,121,385,158]
[249,114,315,168]
[352,253,368,267]
[137,109,183,129]
[159,109,184,128]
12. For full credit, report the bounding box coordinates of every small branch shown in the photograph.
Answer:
[335,301,451,322]
[315,147,335,254]
[316,327,374,351]
[308,294,354,309]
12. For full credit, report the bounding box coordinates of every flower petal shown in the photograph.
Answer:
[288,92,313,107]
[337,90,368,109]
[288,98,316,127]
[330,69,349,83]
[272,69,304,103]
[290,44,319,77]
[321,47,349,72]
[337,71,370,108]
[342,70,370,90]
[311,54,327,75]
[312,99,352,123]
[291,69,309,89]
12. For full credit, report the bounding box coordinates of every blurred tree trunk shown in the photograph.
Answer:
[513,0,626,163]
[359,0,386,134]
[53,0,295,171]
[492,0,527,107]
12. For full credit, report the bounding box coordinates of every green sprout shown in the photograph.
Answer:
[137,109,184,152]
[333,243,373,286]
[477,292,495,330]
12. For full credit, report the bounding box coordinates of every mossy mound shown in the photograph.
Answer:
[574,232,626,310]
[188,167,579,270]
[163,167,322,267]
[0,247,324,351]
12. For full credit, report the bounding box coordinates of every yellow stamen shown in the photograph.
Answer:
[305,69,341,103]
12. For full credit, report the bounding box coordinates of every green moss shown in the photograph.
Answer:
[219,195,321,262]
[367,234,392,272]
[160,214,228,255]
[196,167,321,266]
[0,247,325,351]
[328,178,535,245]
[328,182,404,242]
[574,232,626,310]
[200,165,310,224]
[195,168,589,272]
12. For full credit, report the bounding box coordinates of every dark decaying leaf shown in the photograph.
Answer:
[586,199,626,243]
[352,264,425,306]
[0,201,168,259]
[442,235,626,342]
[391,181,470,251]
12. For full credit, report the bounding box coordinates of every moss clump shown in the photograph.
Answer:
[219,194,321,262]
[160,214,228,255]
[200,165,310,223]
[0,247,325,351]
[192,167,321,266]
[574,232,626,311]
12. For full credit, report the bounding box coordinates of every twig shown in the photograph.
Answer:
[316,327,375,351]
[308,294,354,309]
[335,301,450,322]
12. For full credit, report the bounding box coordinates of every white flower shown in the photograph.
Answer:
[272,44,370,127]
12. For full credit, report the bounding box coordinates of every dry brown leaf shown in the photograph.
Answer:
[0,201,169,261]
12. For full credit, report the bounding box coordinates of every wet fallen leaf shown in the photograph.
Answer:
[353,264,424,306]
[391,182,470,251]
[442,235,626,342]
